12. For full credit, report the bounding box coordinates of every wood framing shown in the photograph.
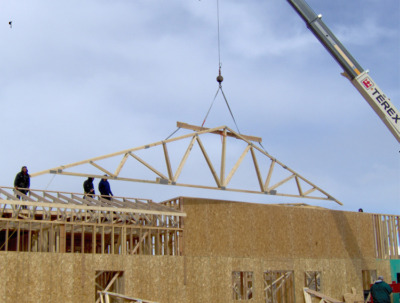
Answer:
[305,271,321,291]
[264,270,295,303]
[97,291,159,303]
[0,195,396,302]
[372,214,400,259]
[95,271,124,303]
[0,186,185,255]
[31,122,342,205]
[232,271,253,300]
[303,288,343,303]
[361,270,377,291]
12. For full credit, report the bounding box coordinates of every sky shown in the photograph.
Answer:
[1,0,399,215]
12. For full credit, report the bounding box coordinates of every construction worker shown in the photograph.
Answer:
[98,175,113,200]
[14,166,30,200]
[370,276,392,303]
[83,177,95,198]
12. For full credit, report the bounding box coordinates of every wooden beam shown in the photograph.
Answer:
[90,161,115,177]
[220,129,227,186]
[114,153,129,177]
[264,160,275,191]
[31,124,228,177]
[173,135,196,182]
[162,142,173,180]
[196,136,221,188]
[98,291,159,303]
[131,231,149,254]
[224,145,251,187]
[28,119,343,205]
[250,147,264,192]
[268,174,295,191]
[177,121,262,143]
[295,176,304,196]
[303,187,317,196]
[128,152,168,180]
[303,288,343,303]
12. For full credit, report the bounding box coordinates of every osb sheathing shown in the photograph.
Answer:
[0,252,391,303]
[180,197,389,300]
[182,197,376,260]
[0,197,392,303]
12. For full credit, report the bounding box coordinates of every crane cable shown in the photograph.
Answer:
[201,0,241,135]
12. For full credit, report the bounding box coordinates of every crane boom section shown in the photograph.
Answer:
[352,71,400,142]
[286,0,363,79]
[286,0,400,143]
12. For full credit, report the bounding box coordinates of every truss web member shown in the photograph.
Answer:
[99,175,113,200]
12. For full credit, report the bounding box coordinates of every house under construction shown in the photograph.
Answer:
[0,124,399,303]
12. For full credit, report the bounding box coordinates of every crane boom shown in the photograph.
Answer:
[287,0,400,143]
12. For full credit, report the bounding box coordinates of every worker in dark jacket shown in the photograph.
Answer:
[14,166,30,199]
[83,177,95,198]
[370,276,392,303]
[99,176,113,200]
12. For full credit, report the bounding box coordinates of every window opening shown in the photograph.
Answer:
[305,271,321,291]
[264,270,295,303]
[362,270,377,300]
[232,271,253,300]
[95,271,124,303]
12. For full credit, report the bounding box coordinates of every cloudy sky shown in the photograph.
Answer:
[1,0,399,215]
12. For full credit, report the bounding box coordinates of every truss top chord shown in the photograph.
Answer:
[177,122,262,143]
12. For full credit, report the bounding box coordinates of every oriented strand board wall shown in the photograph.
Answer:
[182,197,376,260]
[0,197,391,302]
[181,197,387,300]
[0,253,186,303]
[0,252,391,303]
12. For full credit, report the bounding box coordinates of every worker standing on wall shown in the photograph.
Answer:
[14,166,30,200]
[98,175,113,200]
[83,177,95,198]
[370,276,392,303]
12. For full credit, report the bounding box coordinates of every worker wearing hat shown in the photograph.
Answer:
[370,276,392,303]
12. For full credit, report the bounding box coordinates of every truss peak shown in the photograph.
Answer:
[31,122,342,205]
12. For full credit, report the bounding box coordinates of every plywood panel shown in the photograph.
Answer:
[209,257,230,302]
[49,254,62,302]
[5,254,18,303]
[126,255,142,299]
[0,254,6,303]
[0,252,392,303]
[61,254,76,303]
[182,197,379,262]
[357,213,376,258]
[306,209,330,259]
[207,200,233,257]
[0,196,392,303]
[331,211,362,258]
[183,198,210,256]
[291,210,312,259]
[29,254,45,303]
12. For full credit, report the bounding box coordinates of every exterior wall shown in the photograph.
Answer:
[182,197,376,259]
[181,197,392,300]
[0,252,391,303]
[0,253,185,303]
[0,197,395,302]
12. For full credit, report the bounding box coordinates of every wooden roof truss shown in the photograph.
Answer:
[32,122,342,205]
